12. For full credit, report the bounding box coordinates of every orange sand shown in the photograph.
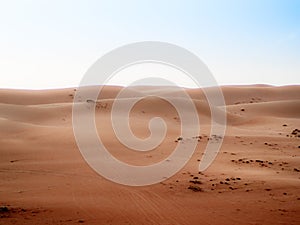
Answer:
[0,85,299,225]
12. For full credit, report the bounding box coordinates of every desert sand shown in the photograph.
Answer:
[0,85,299,225]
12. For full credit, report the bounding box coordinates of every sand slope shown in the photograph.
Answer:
[0,85,300,225]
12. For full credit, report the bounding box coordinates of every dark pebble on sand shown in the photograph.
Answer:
[256,160,264,163]
[0,206,9,212]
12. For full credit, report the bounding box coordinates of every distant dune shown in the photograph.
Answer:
[0,85,299,225]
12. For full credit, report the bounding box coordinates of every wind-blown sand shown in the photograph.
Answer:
[0,85,299,225]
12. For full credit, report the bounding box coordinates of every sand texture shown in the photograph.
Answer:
[0,85,300,225]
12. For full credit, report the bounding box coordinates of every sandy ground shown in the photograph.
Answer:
[0,85,299,225]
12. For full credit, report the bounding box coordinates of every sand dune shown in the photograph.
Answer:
[0,85,299,225]
[227,100,300,118]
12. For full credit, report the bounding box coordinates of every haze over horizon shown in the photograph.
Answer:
[1,2,300,223]
[1,0,299,89]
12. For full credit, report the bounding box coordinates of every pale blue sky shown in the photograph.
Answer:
[0,0,299,89]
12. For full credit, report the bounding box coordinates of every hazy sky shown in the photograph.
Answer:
[0,0,299,89]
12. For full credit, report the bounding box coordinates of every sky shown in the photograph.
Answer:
[0,0,299,89]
